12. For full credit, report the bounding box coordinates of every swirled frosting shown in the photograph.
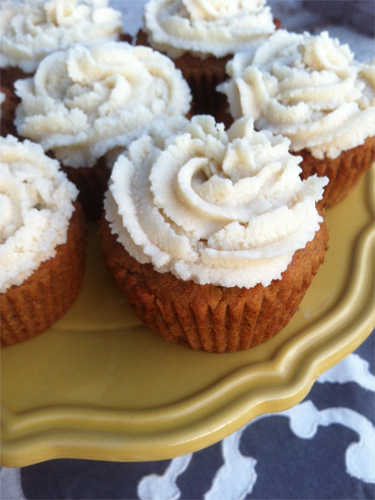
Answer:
[144,0,276,59]
[0,0,123,73]
[104,115,327,288]
[218,30,375,159]
[14,42,192,168]
[0,136,78,293]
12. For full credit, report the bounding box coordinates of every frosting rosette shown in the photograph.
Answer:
[144,0,276,59]
[14,42,192,168]
[105,115,327,289]
[218,29,375,159]
[0,0,122,73]
[0,136,78,293]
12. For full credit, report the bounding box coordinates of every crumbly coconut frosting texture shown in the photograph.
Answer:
[14,42,192,168]
[0,136,78,293]
[144,0,276,59]
[105,116,327,288]
[219,30,375,159]
[0,0,122,72]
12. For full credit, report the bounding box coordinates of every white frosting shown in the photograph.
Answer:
[144,0,276,59]
[14,42,192,168]
[104,115,327,289]
[218,30,375,159]
[0,136,78,293]
[0,0,123,72]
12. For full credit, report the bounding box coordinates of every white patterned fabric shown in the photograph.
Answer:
[1,330,374,499]
[1,2,374,499]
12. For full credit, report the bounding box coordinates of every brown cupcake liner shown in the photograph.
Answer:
[214,101,234,129]
[297,136,375,209]
[61,156,111,221]
[175,56,230,117]
[0,85,18,137]
[99,215,329,353]
[0,66,33,92]
[1,202,87,347]
[119,33,133,43]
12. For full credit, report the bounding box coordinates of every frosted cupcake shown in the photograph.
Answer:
[100,115,329,353]
[137,0,278,115]
[0,0,123,91]
[0,136,87,347]
[14,41,192,220]
[218,30,375,208]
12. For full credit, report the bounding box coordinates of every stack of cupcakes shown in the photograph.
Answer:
[2,0,374,352]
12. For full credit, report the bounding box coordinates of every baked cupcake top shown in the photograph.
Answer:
[218,29,375,159]
[104,115,327,289]
[0,0,123,73]
[14,42,192,168]
[143,0,276,59]
[0,136,78,293]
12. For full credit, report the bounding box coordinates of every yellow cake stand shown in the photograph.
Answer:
[1,167,374,467]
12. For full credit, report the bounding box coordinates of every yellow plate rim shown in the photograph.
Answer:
[1,168,374,467]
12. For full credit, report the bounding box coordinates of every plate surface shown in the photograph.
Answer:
[1,168,374,468]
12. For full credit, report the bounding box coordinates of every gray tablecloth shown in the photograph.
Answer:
[1,1,374,499]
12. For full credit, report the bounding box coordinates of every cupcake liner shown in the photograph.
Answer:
[0,67,32,92]
[100,215,329,353]
[0,85,18,137]
[1,202,87,347]
[297,136,375,209]
[173,53,230,117]
[61,157,111,221]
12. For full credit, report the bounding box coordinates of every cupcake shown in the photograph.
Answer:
[0,0,124,91]
[14,41,192,220]
[137,0,279,116]
[0,87,18,137]
[0,136,87,347]
[100,115,329,353]
[218,29,375,208]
